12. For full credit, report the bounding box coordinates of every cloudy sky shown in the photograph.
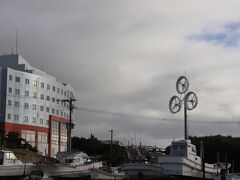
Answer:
[1,0,240,147]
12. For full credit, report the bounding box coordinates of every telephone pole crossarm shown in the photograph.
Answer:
[56,98,77,154]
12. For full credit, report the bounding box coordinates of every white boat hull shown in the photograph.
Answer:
[0,164,33,177]
[159,156,219,179]
[91,169,129,180]
[124,163,163,176]
[38,161,102,178]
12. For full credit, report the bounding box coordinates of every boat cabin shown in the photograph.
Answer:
[56,152,90,166]
[0,150,22,166]
[170,140,201,162]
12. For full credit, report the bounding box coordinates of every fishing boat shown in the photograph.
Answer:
[91,166,129,180]
[0,149,34,178]
[158,76,228,179]
[123,161,163,180]
[158,139,223,179]
[123,145,164,180]
[38,151,102,179]
[91,130,129,180]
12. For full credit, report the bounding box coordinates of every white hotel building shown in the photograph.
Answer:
[0,54,75,157]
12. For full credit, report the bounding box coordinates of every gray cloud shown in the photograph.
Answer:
[1,0,240,148]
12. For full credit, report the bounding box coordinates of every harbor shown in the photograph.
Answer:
[1,1,240,179]
[0,75,239,180]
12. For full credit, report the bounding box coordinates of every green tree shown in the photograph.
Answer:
[190,135,240,172]
[71,134,126,166]
[5,131,37,152]
[6,131,22,149]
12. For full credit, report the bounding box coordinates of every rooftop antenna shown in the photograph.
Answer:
[16,29,18,54]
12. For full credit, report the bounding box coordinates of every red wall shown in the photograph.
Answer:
[0,115,69,157]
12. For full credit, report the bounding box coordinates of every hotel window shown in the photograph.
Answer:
[33,104,37,110]
[40,118,43,125]
[14,115,19,121]
[14,101,19,107]
[53,86,55,92]
[38,132,47,143]
[25,79,29,85]
[33,92,37,98]
[47,84,50,90]
[7,114,11,120]
[15,77,20,82]
[46,96,50,101]
[40,94,44,100]
[64,91,66,96]
[52,97,55,103]
[57,88,60,93]
[32,117,36,123]
[61,124,67,145]
[41,82,44,88]
[40,106,44,111]
[24,103,29,109]
[8,87,12,93]
[52,121,59,145]
[9,75,12,81]
[15,89,20,95]
[25,91,29,97]
[46,107,49,112]
[60,111,63,117]
[21,130,35,147]
[33,80,37,87]
[61,89,63,95]
[46,119,49,125]
[56,110,59,115]
[8,100,11,106]
[24,116,28,123]
[52,108,55,114]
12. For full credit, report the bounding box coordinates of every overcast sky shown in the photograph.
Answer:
[1,0,240,147]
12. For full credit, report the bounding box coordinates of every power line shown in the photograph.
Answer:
[75,106,240,124]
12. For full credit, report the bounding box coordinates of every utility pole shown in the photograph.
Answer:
[110,129,113,167]
[57,97,77,154]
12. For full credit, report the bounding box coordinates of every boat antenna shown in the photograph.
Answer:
[134,128,137,146]
[200,141,205,178]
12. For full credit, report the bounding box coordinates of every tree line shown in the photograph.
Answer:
[190,135,240,172]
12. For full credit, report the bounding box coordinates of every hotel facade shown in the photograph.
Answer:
[0,54,75,157]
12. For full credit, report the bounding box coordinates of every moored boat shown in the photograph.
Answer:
[158,139,225,179]
[0,149,34,178]
[123,161,164,180]
[37,151,102,178]
[91,166,129,180]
